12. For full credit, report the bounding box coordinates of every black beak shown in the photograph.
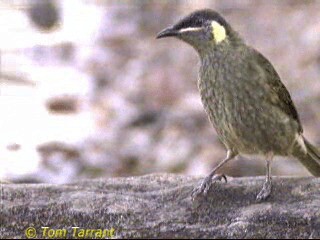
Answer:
[156,26,178,39]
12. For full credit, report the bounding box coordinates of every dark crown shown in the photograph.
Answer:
[173,9,230,31]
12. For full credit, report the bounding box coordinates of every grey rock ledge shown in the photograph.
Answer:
[1,173,320,238]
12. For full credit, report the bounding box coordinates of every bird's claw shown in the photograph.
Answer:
[191,177,211,199]
[256,180,272,202]
[191,174,227,201]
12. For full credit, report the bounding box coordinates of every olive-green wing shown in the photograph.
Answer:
[250,48,303,133]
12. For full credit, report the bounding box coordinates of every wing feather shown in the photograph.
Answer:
[250,48,303,133]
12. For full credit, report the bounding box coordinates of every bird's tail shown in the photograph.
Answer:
[292,137,320,176]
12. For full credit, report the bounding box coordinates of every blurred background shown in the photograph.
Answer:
[1,0,319,183]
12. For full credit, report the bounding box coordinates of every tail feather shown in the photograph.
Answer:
[292,137,320,177]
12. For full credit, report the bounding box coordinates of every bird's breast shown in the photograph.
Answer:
[198,59,297,155]
[198,58,269,153]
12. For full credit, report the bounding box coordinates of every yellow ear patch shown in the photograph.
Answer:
[211,21,226,43]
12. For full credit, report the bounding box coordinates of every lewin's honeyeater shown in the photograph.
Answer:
[156,9,320,201]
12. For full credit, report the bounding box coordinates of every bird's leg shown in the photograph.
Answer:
[191,150,237,200]
[256,152,273,201]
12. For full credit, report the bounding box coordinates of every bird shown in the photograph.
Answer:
[156,9,320,201]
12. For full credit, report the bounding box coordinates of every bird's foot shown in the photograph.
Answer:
[256,180,272,202]
[191,174,227,201]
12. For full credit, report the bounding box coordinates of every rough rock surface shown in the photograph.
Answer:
[1,174,320,238]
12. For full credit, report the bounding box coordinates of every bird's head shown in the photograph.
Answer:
[156,9,238,54]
